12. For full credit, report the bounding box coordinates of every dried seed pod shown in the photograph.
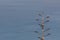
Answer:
[38,14,42,16]
[34,31,38,33]
[36,19,39,21]
[48,33,51,35]
[46,20,50,22]
[38,24,41,25]
[47,33,51,36]
[38,37,41,39]
[47,28,50,30]
[44,28,50,32]
[46,16,50,18]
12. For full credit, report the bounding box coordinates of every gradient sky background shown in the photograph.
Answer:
[0,0,60,40]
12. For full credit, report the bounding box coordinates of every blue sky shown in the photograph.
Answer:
[0,0,60,40]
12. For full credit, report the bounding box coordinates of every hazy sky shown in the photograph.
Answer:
[0,0,60,40]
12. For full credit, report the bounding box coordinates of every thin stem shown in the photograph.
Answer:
[41,17,44,40]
